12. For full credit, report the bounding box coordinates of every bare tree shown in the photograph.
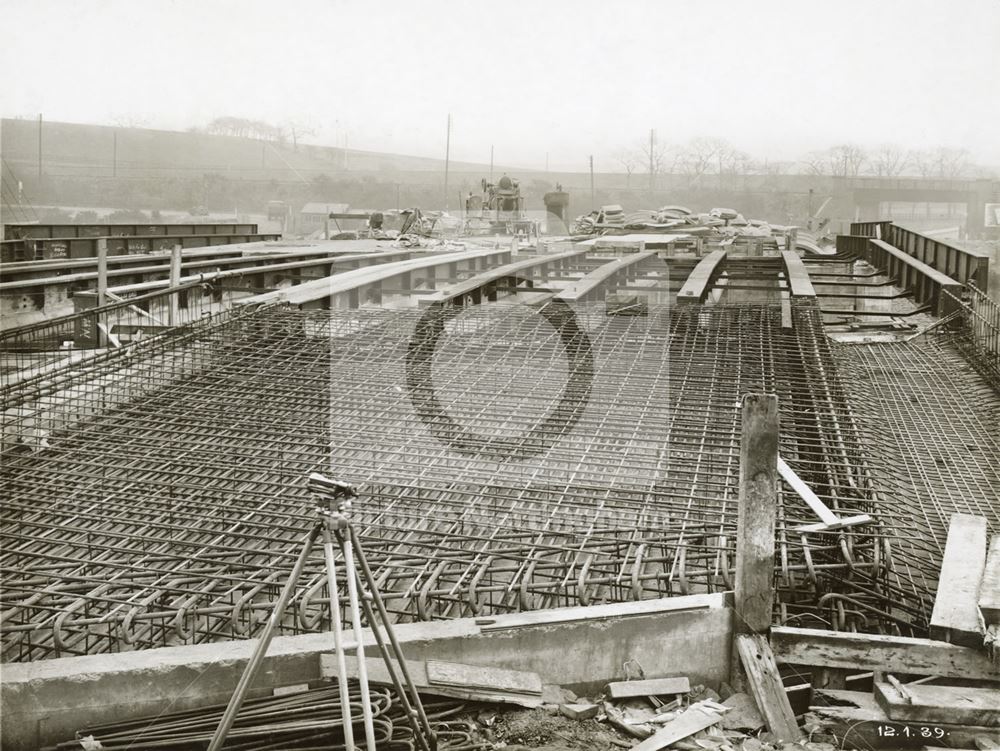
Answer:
[828,144,867,177]
[286,121,317,151]
[637,133,672,190]
[614,150,639,188]
[801,151,829,176]
[207,117,285,142]
[112,115,150,128]
[927,147,971,178]
[678,137,730,184]
[870,144,908,177]
[719,144,752,175]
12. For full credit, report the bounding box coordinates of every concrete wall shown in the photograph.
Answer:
[2,593,733,750]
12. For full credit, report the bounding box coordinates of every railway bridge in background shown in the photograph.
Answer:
[840,176,1000,237]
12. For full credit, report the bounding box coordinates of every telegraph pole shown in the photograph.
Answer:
[444,114,451,210]
[648,128,654,193]
[589,155,595,208]
[37,113,43,180]
[489,144,494,182]
[113,131,118,178]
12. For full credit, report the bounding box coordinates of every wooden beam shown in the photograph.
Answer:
[320,656,544,708]
[780,251,815,297]
[770,627,1000,681]
[874,681,1000,727]
[735,634,803,742]
[677,250,726,304]
[981,535,1000,626]
[780,296,793,329]
[810,689,1000,749]
[930,514,988,648]
[96,237,108,307]
[425,660,542,695]
[558,250,658,301]
[168,243,182,326]
[607,677,691,699]
[632,703,725,751]
[734,394,779,635]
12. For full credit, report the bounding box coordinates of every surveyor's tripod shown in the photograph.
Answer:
[207,473,436,751]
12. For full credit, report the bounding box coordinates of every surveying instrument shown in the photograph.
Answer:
[208,472,437,751]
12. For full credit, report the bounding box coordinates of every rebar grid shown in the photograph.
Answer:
[1,299,930,662]
[942,283,1000,390]
[834,334,1000,601]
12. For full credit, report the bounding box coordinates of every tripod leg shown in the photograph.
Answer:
[349,524,437,751]
[322,523,355,751]
[340,529,377,751]
[208,522,321,751]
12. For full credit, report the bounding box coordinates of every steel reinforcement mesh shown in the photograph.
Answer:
[834,334,1000,597]
[0,299,935,662]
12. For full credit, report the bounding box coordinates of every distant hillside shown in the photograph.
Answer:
[0,117,509,181]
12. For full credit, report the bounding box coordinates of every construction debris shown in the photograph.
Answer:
[630,701,728,751]
[607,676,692,700]
[559,702,600,720]
[720,693,765,731]
[808,689,1000,750]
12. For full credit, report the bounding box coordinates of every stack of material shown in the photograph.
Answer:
[51,684,484,750]
[600,204,625,226]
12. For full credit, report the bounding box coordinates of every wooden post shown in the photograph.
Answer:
[96,238,109,347]
[734,393,779,635]
[324,216,330,240]
[169,243,182,326]
[96,238,108,307]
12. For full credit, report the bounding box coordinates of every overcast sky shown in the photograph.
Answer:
[2,0,998,170]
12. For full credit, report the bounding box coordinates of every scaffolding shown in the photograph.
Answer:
[0,297,961,662]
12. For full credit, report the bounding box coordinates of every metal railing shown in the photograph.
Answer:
[849,221,991,292]
[0,281,221,391]
[849,220,894,240]
[3,222,259,241]
[942,282,1000,391]
[835,234,869,257]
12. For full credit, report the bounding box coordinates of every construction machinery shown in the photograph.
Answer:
[464,175,538,237]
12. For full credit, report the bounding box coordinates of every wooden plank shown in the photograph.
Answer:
[476,592,724,631]
[780,296,793,329]
[319,655,544,708]
[777,456,838,525]
[607,677,691,699]
[810,690,1000,750]
[777,456,872,532]
[931,514,988,648]
[781,251,816,297]
[425,660,542,695]
[736,634,803,742]
[243,247,509,306]
[770,626,1000,681]
[422,248,591,305]
[632,704,724,751]
[981,535,1000,626]
[677,250,726,304]
[734,394,779,635]
[874,681,1000,727]
[558,250,658,301]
